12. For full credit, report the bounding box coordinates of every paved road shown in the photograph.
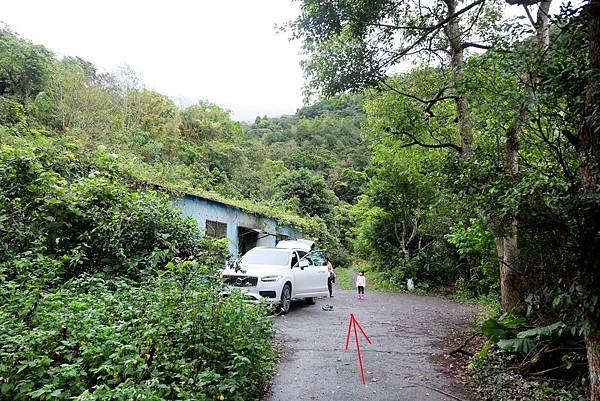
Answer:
[262,288,478,401]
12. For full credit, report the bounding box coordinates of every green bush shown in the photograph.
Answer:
[0,263,275,401]
[446,218,499,297]
[0,144,205,282]
[0,144,276,400]
[469,349,587,401]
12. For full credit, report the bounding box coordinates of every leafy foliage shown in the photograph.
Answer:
[0,134,275,400]
[288,0,598,396]
[2,6,599,396]
[275,168,337,218]
[0,28,53,102]
[0,266,274,401]
[0,144,204,281]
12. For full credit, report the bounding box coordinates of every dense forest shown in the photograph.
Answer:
[1,0,599,397]
[286,0,600,399]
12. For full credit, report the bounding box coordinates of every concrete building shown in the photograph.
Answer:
[175,193,303,257]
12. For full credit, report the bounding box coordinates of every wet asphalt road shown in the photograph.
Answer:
[262,287,479,401]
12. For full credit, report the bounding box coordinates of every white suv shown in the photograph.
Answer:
[221,240,329,314]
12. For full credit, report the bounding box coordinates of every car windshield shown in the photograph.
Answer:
[241,249,290,266]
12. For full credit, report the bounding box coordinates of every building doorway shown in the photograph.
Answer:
[238,227,259,255]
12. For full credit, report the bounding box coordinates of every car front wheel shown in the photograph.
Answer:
[279,283,292,314]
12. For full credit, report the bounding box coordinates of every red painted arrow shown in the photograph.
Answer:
[345,313,372,385]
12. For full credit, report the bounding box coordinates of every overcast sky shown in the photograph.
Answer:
[2,0,305,122]
[2,1,573,122]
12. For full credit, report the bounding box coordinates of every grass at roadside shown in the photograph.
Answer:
[334,267,354,290]
[353,261,406,292]
[335,262,406,292]
[339,261,502,313]
[450,292,501,318]
[362,269,403,291]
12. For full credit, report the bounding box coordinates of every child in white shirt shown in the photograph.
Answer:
[356,272,366,300]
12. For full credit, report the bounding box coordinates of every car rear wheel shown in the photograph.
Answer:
[279,283,292,314]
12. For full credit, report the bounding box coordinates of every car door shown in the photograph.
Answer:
[293,250,319,295]
[305,251,329,294]
[291,251,310,296]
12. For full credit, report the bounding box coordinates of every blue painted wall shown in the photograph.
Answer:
[174,194,302,257]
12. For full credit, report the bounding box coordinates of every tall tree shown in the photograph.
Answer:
[287,0,495,162]
[496,0,552,311]
[0,29,53,103]
[287,0,519,301]
[578,0,600,397]
[180,101,242,142]
[496,1,600,393]
[274,168,338,219]
[46,57,115,133]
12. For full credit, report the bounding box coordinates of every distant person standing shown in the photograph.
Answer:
[356,272,366,300]
[327,257,336,297]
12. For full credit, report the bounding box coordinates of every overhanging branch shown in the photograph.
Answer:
[393,130,463,152]
[381,82,456,117]
[505,0,543,5]
[384,0,487,66]
[462,41,494,50]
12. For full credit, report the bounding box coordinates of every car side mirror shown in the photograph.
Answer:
[299,259,309,270]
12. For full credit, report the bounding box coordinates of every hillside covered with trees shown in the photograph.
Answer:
[0,25,370,400]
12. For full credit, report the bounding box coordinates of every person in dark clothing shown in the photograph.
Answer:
[327,257,336,297]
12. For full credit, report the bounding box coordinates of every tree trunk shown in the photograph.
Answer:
[580,0,600,192]
[536,0,552,49]
[501,105,526,310]
[448,0,525,309]
[587,331,600,401]
[402,247,410,261]
[502,100,528,311]
[494,231,521,311]
[501,221,521,310]
[445,0,474,160]
[581,1,600,399]
[496,0,552,312]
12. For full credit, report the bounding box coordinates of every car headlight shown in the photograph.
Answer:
[261,275,283,282]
